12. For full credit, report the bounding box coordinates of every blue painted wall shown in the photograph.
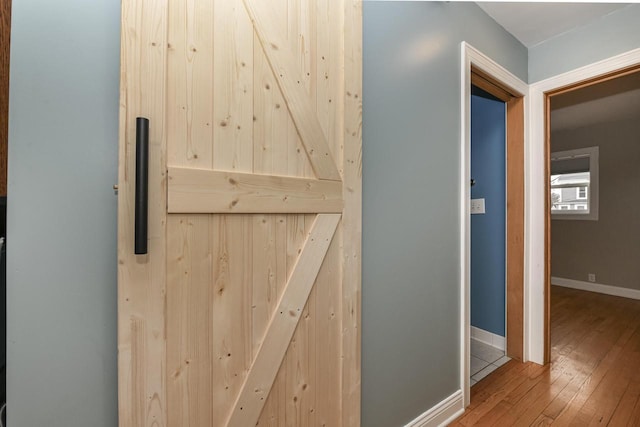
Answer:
[471,88,506,337]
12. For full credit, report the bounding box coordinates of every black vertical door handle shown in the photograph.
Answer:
[135,117,149,255]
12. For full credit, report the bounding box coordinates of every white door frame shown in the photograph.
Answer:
[527,47,640,365]
[461,43,640,410]
[460,42,528,407]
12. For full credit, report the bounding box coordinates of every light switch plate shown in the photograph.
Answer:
[471,198,486,214]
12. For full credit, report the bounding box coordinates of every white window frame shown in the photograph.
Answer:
[551,146,599,221]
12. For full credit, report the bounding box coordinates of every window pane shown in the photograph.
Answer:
[550,147,598,220]
[551,172,590,214]
[550,171,590,186]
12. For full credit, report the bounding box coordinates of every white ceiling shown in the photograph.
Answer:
[475,2,639,131]
[476,2,629,48]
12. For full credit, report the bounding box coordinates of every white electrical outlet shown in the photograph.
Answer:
[588,273,596,283]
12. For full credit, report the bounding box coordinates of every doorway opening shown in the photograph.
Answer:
[469,84,509,387]
[543,66,640,363]
[460,43,528,407]
[525,48,640,366]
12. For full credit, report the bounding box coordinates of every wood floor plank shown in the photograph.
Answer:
[452,286,640,426]
[466,362,531,411]
[608,380,640,426]
[458,363,532,425]
[538,368,589,421]
[551,316,639,424]
[626,394,640,426]
[508,364,576,425]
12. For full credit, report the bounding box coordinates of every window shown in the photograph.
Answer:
[577,186,587,199]
[550,146,599,220]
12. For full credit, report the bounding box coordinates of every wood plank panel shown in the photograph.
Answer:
[253,26,315,178]
[253,13,315,181]
[277,33,319,424]
[253,214,289,426]
[506,96,524,362]
[301,213,320,425]
[253,29,291,178]
[286,114,316,179]
[287,0,315,98]
[242,0,341,181]
[249,2,346,424]
[314,225,342,427]
[257,214,315,426]
[206,7,256,422]
[285,213,320,427]
[117,0,169,425]
[167,0,214,169]
[213,0,254,173]
[253,3,316,424]
[166,215,213,425]
[316,0,343,172]
[211,214,253,426]
[342,1,363,424]
[251,214,287,360]
[282,278,318,425]
[285,0,319,181]
[226,213,341,427]
[168,167,343,213]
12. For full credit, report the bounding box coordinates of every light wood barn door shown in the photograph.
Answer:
[117,0,362,426]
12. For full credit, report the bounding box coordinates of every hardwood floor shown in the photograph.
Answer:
[451,285,640,426]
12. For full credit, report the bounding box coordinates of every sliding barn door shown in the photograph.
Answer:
[117,0,361,426]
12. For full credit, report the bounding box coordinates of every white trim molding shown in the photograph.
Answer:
[404,390,464,427]
[471,326,506,351]
[527,47,640,365]
[552,277,640,301]
[460,42,529,408]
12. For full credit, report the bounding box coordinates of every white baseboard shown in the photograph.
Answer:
[405,390,464,427]
[552,276,640,300]
[470,326,505,351]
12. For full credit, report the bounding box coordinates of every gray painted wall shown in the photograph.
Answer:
[551,119,640,291]
[529,4,640,83]
[7,0,120,425]
[362,2,526,426]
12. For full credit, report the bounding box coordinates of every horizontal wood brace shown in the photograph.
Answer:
[167,167,343,213]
